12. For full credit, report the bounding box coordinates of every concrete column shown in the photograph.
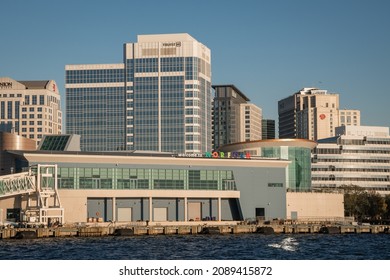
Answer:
[112,197,116,222]
[184,197,188,222]
[218,197,222,221]
[149,197,153,222]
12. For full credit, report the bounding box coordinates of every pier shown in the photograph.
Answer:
[1,221,389,239]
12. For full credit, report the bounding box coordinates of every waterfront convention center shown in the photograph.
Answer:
[0,134,343,225]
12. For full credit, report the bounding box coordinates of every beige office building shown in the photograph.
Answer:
[279,87,356,141]
[239,103,262,142]
[0,77,62,146]
[339,109,360,127]
[212,85,262,149]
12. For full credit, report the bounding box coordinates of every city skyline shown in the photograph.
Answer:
[1,0,389,131]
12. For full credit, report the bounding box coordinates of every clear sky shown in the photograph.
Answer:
[1,0,389,130]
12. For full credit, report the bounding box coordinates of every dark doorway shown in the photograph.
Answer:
[255,207,265,220]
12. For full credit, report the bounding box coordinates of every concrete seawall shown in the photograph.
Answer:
[1,222,389,239]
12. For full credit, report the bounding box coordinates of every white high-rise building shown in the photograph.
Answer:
[312,125,390,194]
[0,77,62,146]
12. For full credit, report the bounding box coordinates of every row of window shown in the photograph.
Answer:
[315,148,390,154]
[312,184,390,191]
[316,158,390,163]
[66,69,125,84]
[0,93,22,98]
[313,176,390,182]
[21,134,43,139]
[56,168,236,190]
[312,167,390,172]
[0,94,58,104]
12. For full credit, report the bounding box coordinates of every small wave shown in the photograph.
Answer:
[268,237,299,252]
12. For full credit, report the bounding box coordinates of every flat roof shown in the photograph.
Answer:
[212,84,250,101]
[18,80,50,89]
[7,150,290,169]
[219,139,317,151]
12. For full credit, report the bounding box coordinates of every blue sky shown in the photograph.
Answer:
[1,0,389,130]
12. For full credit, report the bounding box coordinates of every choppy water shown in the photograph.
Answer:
[0,234,389,260]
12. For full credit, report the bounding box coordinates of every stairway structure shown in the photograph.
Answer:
[0,164,64,225]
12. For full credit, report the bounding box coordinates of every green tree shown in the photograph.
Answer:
[342,184,366,219]
[341,185,388,221]
[383,195,390,219]
[366,191,386,220]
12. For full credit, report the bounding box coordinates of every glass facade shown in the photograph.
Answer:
[66,34,212,153]
[57,167,236,191]
[262,147,312,191]
[125,55,211,154]
[66,66,125,151]
[39,135,70,151]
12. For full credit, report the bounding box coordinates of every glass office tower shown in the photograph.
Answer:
[66,33,212,153]
[66,64,125,151]
[124,34,212,153]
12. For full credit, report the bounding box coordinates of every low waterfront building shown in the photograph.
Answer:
[0,135,344,225]
[312,125,390,194]
[286,192,344,221]
[0,139,287,224]
[219,139,317,191]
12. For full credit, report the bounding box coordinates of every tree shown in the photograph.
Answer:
[342,184,366,219]
[384,195,390,219]
[366,191,386,220]
[341,185,388,221]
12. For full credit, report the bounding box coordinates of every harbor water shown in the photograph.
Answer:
[0,234,389,260]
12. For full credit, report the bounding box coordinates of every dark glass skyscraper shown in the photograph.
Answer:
[261,119,275,139]
[66,34,212,153]
[212,85,261,150]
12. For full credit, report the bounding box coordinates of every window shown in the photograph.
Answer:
[268,183,283,188]
[6,208,20,222]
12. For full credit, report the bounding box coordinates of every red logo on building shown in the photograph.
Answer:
[319,114,326,120]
